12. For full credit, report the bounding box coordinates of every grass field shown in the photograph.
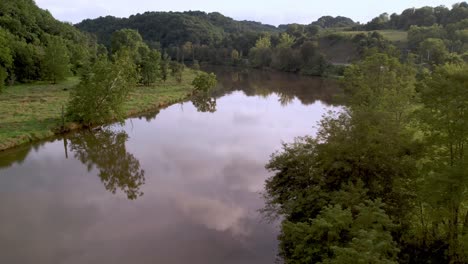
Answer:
[334,30,408,42]
[0,70,197,151]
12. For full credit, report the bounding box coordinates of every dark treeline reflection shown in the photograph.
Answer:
[0,140,53,170]
[192,92,217,113]
[67,128,146,200]
[205,66,341,106]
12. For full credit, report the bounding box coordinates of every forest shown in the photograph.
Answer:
[75,3,468,75]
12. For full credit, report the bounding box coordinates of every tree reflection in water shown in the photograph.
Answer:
[68,128,145,200]
[191,92,217,113]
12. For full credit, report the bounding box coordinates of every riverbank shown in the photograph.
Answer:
[0,70,198,151]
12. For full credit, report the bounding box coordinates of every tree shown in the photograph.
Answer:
[161,52,170,82]
[191,72,217,93]
[0,28,13,89]
[419,38,449,65]
[249,35,272,68]
[140,49,161,86]
[277,33,295,49]
[182,41,194,62]
[263,53,420,263]
[42,36,70,84]
[67,51,138,125]
[111,28,144,54]
[169,61,184,83]
[231,49,240,64]
[0,66,7,91]
[343,53,416,123]
[416,63,468,263]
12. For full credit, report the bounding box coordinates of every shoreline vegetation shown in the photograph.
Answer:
[0,70,198,151]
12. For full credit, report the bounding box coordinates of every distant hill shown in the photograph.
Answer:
[76,11,280,49]
[312,16,357,28]
[364,2,468,30]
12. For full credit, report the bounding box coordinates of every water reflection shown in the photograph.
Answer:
[68,128,145,200]
[0,67,340,264]
[205,66,340,106]
[192,92,217,113]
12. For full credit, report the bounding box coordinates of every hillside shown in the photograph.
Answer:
[76,11,280,49]
[0,0,96,84]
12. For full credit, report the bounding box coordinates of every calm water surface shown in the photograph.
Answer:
[0,68,340,264]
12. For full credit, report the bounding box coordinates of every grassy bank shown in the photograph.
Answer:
[0,70,197,151]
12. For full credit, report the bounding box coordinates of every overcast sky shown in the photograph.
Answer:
[35,0,460,25]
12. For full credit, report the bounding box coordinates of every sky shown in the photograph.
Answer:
[35,0,460,25]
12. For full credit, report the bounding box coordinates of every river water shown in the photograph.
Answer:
[0,68,340,264]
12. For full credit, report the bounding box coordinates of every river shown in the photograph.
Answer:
[0,67,340,264]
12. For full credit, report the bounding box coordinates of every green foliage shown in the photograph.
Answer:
[111,28,144,54]
[67,52,137,125]
[140,49,161,86]
[0,0,97,83]
[0,66,7,91]
[264,53,421,263]
[419,38,449,65]
[255,35,272,49]
[343,53,416,123]
[365,3,468,30]
[408,24,446,50]
[414,64,468,262]
[0,28,13,71]
[277,33,295,49]
[191,72,217,93]
[192,60,200,71]
[169,61,184,83]
[281,199,398,264]
[311,16,357,28]
[42,36,70,84]
[161,52,170,82]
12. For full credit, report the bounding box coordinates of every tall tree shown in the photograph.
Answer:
[416,63,468,263]
[140,49,161,86]
[42,36,70,84]
[161,52,170,82]
[67,51,137,125]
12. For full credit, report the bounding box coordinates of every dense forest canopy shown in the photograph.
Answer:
[76,11,279,48]
[0,0,98,86]
[364,2,468,30]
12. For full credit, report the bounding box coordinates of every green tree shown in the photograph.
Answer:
[111,28,144,54]
[263,53,420,263]
[42,36,70,84]
[416,63,468,263]
[140,49,161,86]
[0,28,13,88]
[0,66,7,91]
[67,51,137,125]
[161,52,170,82]
[169,61,184,83]
[192,72,217,93]
[419,38,449,65]
[249,35,273,68]
[277,33,295,49]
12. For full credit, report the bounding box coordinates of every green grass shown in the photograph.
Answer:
[0,70,197,151]
[333,30,408,42]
